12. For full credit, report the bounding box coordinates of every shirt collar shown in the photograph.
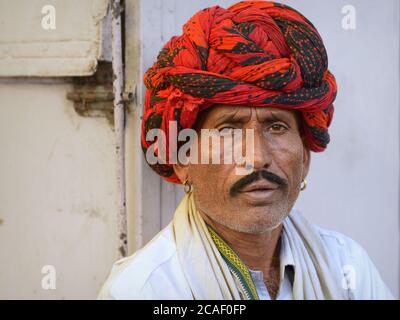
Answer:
[248,226,296,283]
[280,226,296,282]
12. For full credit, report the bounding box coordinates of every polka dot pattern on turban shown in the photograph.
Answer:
[142,1,337,183]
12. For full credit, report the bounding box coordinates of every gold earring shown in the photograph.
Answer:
[300,178,307,191]
[183,178,192,194]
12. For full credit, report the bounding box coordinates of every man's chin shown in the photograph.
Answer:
[219,215,286,234]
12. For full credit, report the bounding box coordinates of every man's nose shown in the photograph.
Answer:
[247,125,273,171]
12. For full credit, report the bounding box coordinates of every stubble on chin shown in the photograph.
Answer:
[201,207,289,235]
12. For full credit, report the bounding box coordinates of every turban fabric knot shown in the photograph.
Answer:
[141,0,337,183]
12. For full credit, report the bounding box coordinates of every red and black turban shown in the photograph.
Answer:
[141,0,337,183]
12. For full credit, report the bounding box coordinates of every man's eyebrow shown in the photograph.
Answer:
[259,109,297,123]
[209,108,298,128]
[211,110,248,126]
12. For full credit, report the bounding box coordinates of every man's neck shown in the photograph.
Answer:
[199,211,283,282]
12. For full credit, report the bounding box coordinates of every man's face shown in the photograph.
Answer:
[174,104,310,234]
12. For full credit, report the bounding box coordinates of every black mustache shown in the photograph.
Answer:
[230,170,288,197]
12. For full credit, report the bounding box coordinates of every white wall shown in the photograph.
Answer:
[139,0,399,297]
[0,0,120,299]
[0,82,119,299]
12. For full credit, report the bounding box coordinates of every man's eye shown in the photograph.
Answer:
[218,127,235,135]
[268,123,288,133]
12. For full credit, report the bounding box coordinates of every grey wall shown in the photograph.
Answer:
[139,0,399,297]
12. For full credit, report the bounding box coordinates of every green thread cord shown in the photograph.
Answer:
[207,226,260,300]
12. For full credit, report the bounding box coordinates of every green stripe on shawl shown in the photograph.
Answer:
[207,226,260,300]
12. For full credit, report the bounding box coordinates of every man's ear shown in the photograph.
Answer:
[302,146,311,180]
[173,161,190,184]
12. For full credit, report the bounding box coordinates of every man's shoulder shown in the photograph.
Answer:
[312,224,365,258]
[98,223,189,299]
[288,210,370,266]
[310,223,394,299]
[310,223,374,270]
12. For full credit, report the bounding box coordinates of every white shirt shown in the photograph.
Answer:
[249,227,295,300]
[98,221,394,300]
